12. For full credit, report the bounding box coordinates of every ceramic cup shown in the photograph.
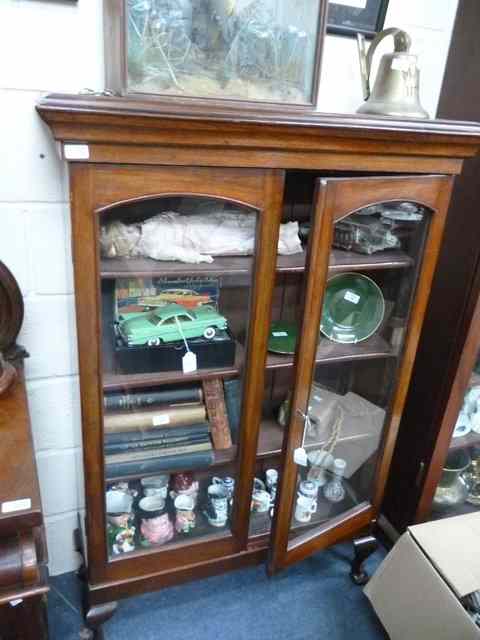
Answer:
[205,484,229,527]
[294,494,317,524]
[174,494,196,534]
[106,490,133,519]
[138,494,166,514]
[251,489,271,513]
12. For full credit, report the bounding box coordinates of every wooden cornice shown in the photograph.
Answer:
[37,93,480,173]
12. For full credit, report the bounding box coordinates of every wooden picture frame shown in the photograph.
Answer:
[327,0,389,38]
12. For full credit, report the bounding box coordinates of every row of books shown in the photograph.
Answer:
[103,381,242,480]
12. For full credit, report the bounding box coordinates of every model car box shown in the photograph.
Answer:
[364,512,480,639]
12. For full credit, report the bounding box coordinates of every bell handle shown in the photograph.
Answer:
[361,27,412,101]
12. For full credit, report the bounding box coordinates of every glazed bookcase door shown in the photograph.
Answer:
[70,164,283,583]
[417,284,480,521]
[267,175,453,572]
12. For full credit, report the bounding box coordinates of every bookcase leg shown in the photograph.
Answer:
[350,535,378,585]
[81,602,118,640]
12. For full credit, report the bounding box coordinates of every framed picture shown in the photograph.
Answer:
[327,0,389,38]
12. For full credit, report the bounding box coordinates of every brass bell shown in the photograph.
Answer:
[356,27,429,119]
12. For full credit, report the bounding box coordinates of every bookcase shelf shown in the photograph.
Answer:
[103,333,397,391]
[100,249,413,279]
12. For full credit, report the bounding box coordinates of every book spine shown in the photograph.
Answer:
[202,378,232,450]
[223,379,242,444]
[104,423,210,446]
[104,387,203,411]
[105,449,214,480]
[106,442,212,464]
[104,433,210,455]
[104,405,207,433]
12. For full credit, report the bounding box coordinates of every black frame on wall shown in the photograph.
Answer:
[327,0,389,38]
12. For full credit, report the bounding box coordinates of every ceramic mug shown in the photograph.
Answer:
[251,489,271,513]
[212,476,235,501]
[174,494,196,534]
[294,494,317,524]
[138,494,166,514]
[205,484,229,527]
[265,469,278,491]
[298,480,318,500]
[140,512,174,546]
[106,491,136,554]
[170,472,199,505]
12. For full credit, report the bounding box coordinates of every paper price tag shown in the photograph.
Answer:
[9,599,23,608]
[1,498,31,513]
[152,414,170,426]
[344,291,360,304]
[272,331,288,337]
[182,351,197,374]
[63,144,90,160]
[294,447,308,467]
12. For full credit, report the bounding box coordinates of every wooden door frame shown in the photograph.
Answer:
[268,174,454,572]
[69,163,285,584]
[416,261,480,521]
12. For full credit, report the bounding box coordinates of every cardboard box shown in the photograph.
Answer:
[364,512,480,639]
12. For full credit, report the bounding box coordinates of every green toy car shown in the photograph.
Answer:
[118,303,228,347]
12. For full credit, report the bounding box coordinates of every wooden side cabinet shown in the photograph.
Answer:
[381,0,480,536]
[0,259,49,640]
[37,94,480,636]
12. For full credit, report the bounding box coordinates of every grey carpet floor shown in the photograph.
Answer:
[48,543,388,640]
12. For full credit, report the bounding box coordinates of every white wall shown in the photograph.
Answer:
[0,0,458,575]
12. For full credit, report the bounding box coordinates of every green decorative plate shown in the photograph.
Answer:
[267,322,298,355]
[320,273,385,344]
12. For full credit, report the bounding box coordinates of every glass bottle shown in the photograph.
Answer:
[323,458,347,503]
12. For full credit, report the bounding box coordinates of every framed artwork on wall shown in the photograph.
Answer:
[327,0,389,38]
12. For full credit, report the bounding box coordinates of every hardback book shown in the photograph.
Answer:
[104,386,203,411]
[223,378,242,444]
[104,432,211,455]
[105,449,215,480]
[104,404,207,433]
[105,441,212,464]
[202,378,232,450]
[104,422,210,447]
